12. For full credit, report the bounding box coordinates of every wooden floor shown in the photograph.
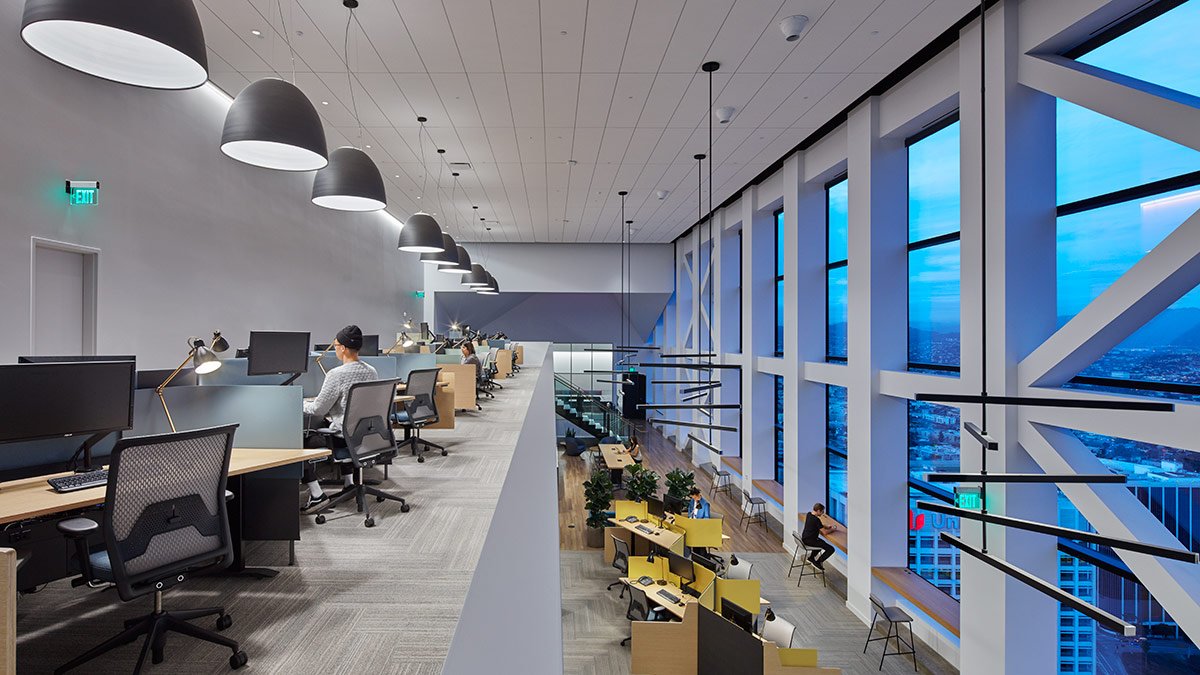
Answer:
[559,421,783,552]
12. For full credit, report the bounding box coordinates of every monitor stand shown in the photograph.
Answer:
[72,431,111,473]
[281,372,303,386]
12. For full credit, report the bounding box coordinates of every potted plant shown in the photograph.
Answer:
[624,464,660,503]
[664,468,696,502]
[583,468,614,548]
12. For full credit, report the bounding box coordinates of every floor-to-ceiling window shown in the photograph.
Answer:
[826,385,848,524]
[826,177,849,361]
[1054,2,1200,671]
[774,375,784,484]
[905,118,963,596]
[775,209,785,356]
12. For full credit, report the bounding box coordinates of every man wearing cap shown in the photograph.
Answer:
[301,325,378,511]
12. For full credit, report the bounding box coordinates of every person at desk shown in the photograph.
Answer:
[801,503,838,570]
[301,325,378,511]
[687,487,711,519]
[461,342,482,381]
[626,433,643,464]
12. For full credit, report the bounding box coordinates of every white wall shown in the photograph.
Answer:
[0,2,423,368]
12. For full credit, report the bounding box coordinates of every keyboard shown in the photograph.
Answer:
[657,589,680,604]
[635,525,654,534]
[48,470,109,493]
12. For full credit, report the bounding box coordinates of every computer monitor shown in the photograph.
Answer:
[646,496,665,521]
[247,331,312,376]
[720,599,755,634]
[430,341,446,355]
[668,551,695,584]
[18,355,136,364]
[420,322,431,340]
[0,361,135,444]
[360,334,380,356]
[664,493,686,515]
[136,368,197,390]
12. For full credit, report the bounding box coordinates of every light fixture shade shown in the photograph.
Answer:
[477,272,499,294]
[420,234,459,265]
[210,331,230,353]
[462,263,490,286]
[312,147,386,211]
[398,212,444,253]
[221,78,328,171]
[21,0,208,89]
[439,246,472,274]
[192,345,221,374]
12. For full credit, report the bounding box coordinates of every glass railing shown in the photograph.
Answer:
[554,375,630,439]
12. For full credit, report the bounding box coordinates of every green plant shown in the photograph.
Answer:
[664,468,696,501]
[625,464,660,503]
[583,468,614,529]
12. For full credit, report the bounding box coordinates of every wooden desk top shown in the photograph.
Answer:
[609,517,683,550]
[872,566,960,637]
[396,381,449,391]
[621,577,696,619]
[393,394,417,403]
[0,447,331,526]
[600,443,635,469]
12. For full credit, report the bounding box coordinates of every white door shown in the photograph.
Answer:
[31,240,97,356]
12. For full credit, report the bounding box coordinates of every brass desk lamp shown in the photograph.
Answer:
[156,331,229,432]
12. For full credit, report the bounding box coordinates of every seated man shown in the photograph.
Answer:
[801,502,838,570]
[301,325,378,511]
[688,487,711,519]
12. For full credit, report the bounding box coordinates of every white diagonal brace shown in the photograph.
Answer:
[1020,386,1200,453]
[1019,54,1200,152]
[1021,422,1200,642]
[1020,206,1200,387]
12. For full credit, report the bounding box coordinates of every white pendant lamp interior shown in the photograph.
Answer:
[21,0,209,89]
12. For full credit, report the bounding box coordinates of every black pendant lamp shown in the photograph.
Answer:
[462,263,490,287]
[440,246,472,274]
[221,79,328,171]
[312,147,386,211]
[477,273,499,295]
[421,234,460,266]
[21,0,208,89]
[398,213,445,253]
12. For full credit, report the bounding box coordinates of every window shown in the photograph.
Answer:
[907,400,961,598]
[773,375,784,484]
[825,385,848,524]
[907,119,961,371]
[775,209,785,355]
[826,177,849,361]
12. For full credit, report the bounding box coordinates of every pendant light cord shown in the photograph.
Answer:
[277,0,297,84]
[419,120,429,205]
[344,11,363,146]
[978,0,990,554]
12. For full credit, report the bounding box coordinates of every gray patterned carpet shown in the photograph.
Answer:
[15,364,539,674]
[562,550,958,675]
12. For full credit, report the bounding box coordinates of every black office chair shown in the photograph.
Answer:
[483,348,503,390]
[864,594,917,671]
[55,425,248,674]
[608,535,631,598]
[393,368,446,463]
[620,586,668,646]
[314,378,411,527]
[475,355,495,400]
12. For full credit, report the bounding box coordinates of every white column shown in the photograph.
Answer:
[781,154,803,541]
[844,96,909,619]
[957,3,1059,672]
[741,186,774,484]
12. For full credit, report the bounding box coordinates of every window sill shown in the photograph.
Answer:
[752,479,783,506]
[797,513,848,553]
[871,566,960,637]
[721,456,742,476]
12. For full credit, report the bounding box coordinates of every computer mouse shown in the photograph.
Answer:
[658,580,667,585]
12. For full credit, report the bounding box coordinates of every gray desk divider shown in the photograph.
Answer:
[435,353,462,365]
[198,354,400,397]
[391,353,436,380]
[132,386,303,450]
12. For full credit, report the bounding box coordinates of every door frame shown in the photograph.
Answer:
[30,237,100,356]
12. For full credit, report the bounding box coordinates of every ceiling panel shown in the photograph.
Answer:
[200,0,976,242]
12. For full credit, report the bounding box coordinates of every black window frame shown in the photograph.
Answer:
[825,174,849,363]
[825,384,848,524]
[773,374,784,484]
[774,208,785,357]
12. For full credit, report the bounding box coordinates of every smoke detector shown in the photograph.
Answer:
[779,15,809,42]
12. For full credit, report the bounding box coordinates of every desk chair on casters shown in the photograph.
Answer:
[394,368,446,463]
[314,378,411,528]
[864,594,917,671]
[55,425,248,674]
[608,535,631,598]
[476,354,495,401]
[486,347,503,389]
[620,585,668,646]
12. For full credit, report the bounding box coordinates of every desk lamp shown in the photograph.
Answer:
[156,331,228,432]
[385,332,415,354]
[315,339,335,374]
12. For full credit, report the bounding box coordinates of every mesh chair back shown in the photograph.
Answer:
[403,368,441,424]
[762,615,797,648]
[103,424,237,601]
[727,560,753,580]
[343,378,401,465]
[627,586,652,621]
[612,535,630,574]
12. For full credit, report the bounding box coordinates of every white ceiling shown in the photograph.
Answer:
[199,0,974,243]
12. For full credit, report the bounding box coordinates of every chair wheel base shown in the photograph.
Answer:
[441,450,448,456]
[364,517,375,528]
[315,515,326,524]
[216,614,232,631]
[401,504,411,513]
[230,651,248,669]
[418,456,425,463]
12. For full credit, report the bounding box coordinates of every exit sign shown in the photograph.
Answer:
[413,291,425,299]
[955,486,983,510]
[66,180,99,206]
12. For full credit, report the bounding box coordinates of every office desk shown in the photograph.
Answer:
[600,443,635,469]
[621,577,697,619]
[609,517,683,551]
[0,447,329,525]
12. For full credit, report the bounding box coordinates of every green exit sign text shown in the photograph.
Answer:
[955,486,983,510]
[66,180,99,206]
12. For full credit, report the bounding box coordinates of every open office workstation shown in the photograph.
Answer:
[4,0,1200,673]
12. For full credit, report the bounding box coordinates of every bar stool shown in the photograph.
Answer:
[739,489,767,531]
[864,595,917,671]
[788,533,826,587]
[710,469,733,498]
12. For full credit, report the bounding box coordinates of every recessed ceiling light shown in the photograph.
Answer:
[560,30,567,36]
[251,29,263,37]
[394,174,400,178]
[365,144,370,148]
[321,100,329,105]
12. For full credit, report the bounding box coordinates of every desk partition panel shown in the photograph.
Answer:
[132,386,302,449]
[391,353,436,380]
